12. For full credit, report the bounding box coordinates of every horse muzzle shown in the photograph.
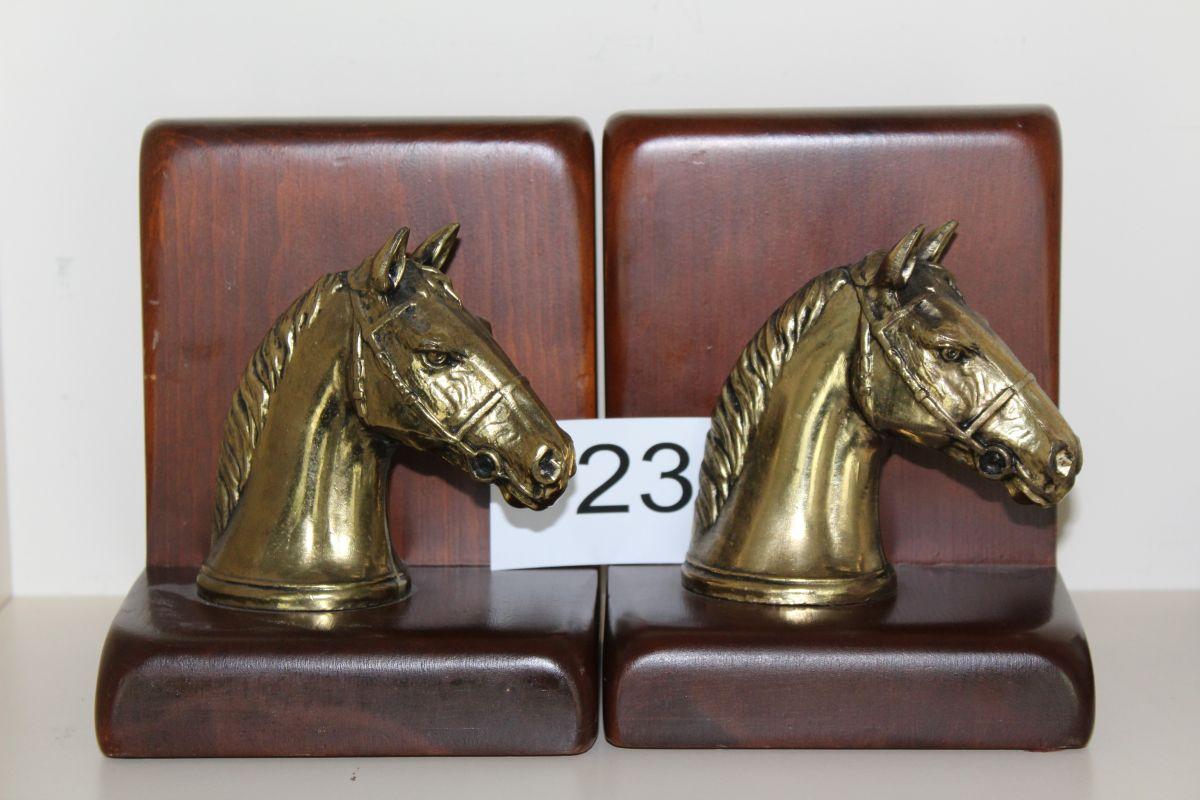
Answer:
[516,441,577,507]
[1004,438,1082,507]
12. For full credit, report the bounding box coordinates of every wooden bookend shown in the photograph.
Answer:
[96,120,598,757]
[602,109,1094,749]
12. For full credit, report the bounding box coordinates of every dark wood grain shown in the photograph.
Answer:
[604,108,1061,566]
[98,566,599,757]
[604,565,1094,750]
[142,119,596,568]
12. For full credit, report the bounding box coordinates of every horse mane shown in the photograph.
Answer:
[211,271,346,540]
[694,267,849,532]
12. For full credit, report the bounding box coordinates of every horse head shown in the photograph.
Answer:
[852,221,1081,507]
[347,225,575,510]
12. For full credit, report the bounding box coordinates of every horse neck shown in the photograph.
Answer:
[698,283,889,579]
[206,294,399,585]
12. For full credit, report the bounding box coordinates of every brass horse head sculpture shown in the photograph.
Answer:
[198,225,576,611]
[684,222,1081,606]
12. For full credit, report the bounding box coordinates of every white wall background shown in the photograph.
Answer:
[0,342,9,606]
[0,0,1196,596]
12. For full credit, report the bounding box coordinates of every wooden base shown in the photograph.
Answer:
[97,566,599,757]
[604,564,1094,750]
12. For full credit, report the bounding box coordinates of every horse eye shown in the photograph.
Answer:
[419,350,456,369]
[939,346,965,363]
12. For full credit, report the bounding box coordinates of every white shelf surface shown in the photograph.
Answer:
[1,589,1197,800]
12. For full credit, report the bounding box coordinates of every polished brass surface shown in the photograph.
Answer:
[684,222,1081,605]
[198,225,576,611]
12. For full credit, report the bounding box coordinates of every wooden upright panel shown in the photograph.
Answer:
[605,109,1061,566]
[142,120,595,568]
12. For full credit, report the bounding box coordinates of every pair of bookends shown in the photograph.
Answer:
[97,112,1091,758]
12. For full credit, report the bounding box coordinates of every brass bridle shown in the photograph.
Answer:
[853,279,1035,480]
[349,287,527,484]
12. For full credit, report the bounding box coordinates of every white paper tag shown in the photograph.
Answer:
[489,417,710,570]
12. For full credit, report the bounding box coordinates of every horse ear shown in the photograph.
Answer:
[878,224,925,288]
[369,227,410,293]
[917,220,958,264]
[412,223,460,271]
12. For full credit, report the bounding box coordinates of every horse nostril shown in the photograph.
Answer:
[535,449,562,485]
[1051,445,1076,479]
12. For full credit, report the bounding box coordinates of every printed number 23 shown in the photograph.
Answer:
[577,442,693,514]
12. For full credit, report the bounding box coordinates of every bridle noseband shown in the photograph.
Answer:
[852,276,1034,480]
